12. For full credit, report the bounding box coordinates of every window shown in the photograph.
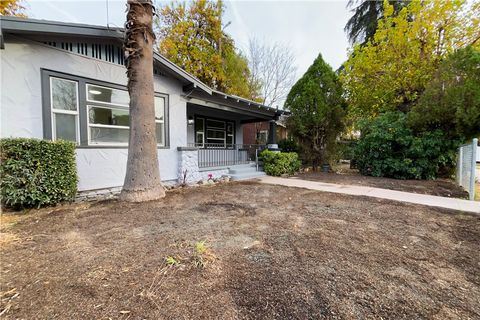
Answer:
[86,85,166,146]
[195,116,235,147]
[257,130,268,144]
[50,77,79,143]
[195,117,205,147]
[44,71,168,148]
[154,97,165,146]
[87,84,130,145]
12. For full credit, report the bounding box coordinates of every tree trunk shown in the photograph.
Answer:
[120,0,165,202]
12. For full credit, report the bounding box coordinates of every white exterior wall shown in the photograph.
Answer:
[1,38,187,191]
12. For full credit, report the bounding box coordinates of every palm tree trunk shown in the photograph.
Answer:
[120,0,165,202]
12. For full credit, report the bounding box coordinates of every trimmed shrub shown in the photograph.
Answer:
[0,138,78,209]
[354,112,457,180]
[260,150,301,176]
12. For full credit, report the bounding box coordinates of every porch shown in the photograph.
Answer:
[185,102,274,169]
[177,99,281,183]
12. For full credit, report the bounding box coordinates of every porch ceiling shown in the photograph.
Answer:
[187,102,273,123]
[186,90,280,122]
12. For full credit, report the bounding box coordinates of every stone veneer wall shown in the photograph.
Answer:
[177,147,202,184]
[76,180,177,201]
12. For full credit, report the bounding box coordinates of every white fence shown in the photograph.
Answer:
[456,138,478,200]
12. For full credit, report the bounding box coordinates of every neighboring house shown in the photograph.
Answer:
[243,116,288,145]
[0,17,283,194]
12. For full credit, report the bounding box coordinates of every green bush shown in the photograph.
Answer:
[278,138,300,153]
[0,138,78,209]
[354,112,457,180]
[260,150,301,176]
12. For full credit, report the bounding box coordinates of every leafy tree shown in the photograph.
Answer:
[120,0,165,202]
[222,48,252,98]
[341,0,480,120]
[0,0,26,17]
[355,112,457,179]
[285,54,346,169]
[156,0,257,98]
[409,46,480,141]
[345,0,408,45]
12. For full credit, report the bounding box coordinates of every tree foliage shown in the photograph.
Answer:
[354,112,457,180]
[345,0,408,45]
[409,46,480,142]
[156,0,256,98]
[285,54,345,168]
[341,0,480,120]
[0,0,26,17]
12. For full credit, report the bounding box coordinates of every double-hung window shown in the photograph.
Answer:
[44,71,168,148]
[50,77,80,143]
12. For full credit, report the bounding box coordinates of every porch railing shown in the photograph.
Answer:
[188,143,267,168]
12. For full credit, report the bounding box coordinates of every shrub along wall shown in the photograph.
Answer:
[260,150,301,176]
[0,138,78,209]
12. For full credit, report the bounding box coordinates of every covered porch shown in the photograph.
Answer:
[184,92,280,169]
[177,90,282,183]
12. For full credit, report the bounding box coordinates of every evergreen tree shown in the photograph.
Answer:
[284,54,346,169]
[345,0,408,45]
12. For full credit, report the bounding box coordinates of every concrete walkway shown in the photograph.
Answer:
[258,176,480,214]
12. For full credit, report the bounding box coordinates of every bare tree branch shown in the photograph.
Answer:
[247,37,297,108]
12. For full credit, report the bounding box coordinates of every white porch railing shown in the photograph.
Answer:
[187,143,267,168]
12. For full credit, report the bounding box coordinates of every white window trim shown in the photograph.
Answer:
[86,101,166,147]
[86,83,130,108]
[50,77,80,144]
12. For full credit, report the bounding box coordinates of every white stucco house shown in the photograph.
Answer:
[0,16,282,196]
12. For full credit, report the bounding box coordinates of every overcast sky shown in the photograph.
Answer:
[26,0,352,81]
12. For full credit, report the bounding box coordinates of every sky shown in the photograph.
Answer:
[25,0,352,82]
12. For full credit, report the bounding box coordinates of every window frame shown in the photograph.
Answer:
[49,76,80,144]
[194,115,236,148]
[41,69,170,149]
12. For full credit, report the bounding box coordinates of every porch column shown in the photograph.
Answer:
[267,120,279,150]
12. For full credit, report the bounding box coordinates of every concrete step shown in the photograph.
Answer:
[229,171,266,181]
[228,166,261,174]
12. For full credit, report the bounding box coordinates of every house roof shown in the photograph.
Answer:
[0,16,281,118]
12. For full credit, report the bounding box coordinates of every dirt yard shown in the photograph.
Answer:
[296,165,469,199]
[1,182,479,319]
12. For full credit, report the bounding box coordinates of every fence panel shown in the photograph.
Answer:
[456,138,478,200]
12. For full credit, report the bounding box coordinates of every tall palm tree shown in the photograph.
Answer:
[345,0,409,45]
[120,0,165,202]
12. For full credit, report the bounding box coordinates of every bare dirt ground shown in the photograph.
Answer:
[295,164,469,199]
[1,181,479,319]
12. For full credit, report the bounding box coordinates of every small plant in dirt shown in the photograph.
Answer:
[191,240,214,269]
[165,256,181,267]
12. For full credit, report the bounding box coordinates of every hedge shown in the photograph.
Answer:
[260,150,301,176]
[0,138,78,209]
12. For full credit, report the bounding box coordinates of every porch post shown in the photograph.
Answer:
[267,120,279,151]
